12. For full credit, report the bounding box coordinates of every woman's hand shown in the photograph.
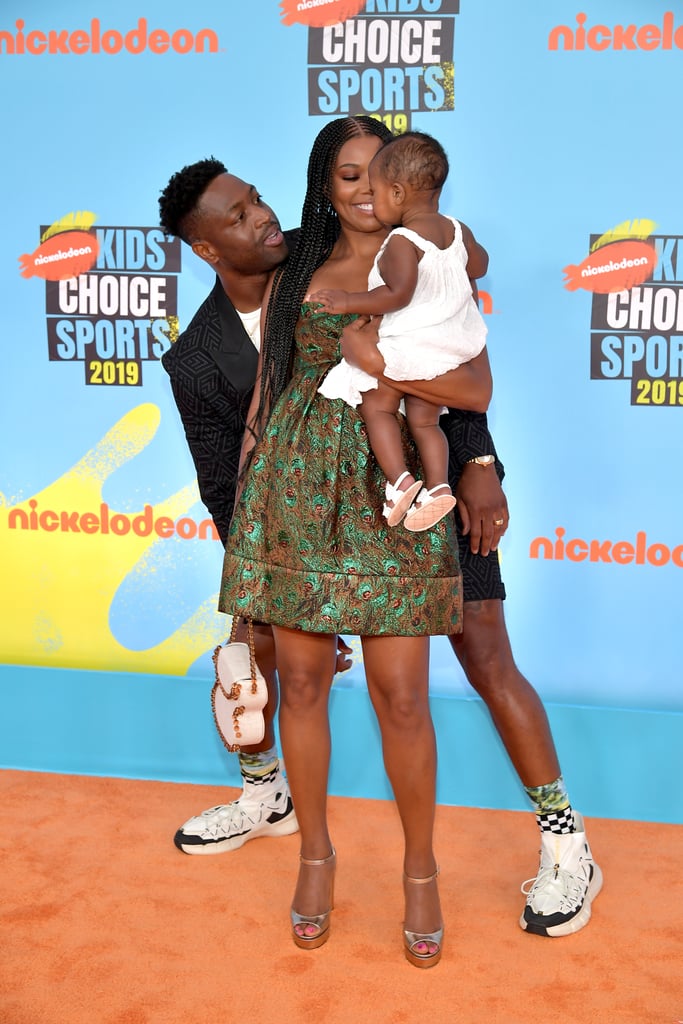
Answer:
[335,636,353,674]
[396,349,493,413]
[340,316,385,375]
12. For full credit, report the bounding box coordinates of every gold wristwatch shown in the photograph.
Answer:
[467,454,496,467]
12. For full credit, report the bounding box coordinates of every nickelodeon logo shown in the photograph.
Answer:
[7,500,220,542]
[0,18,219,56]
[549,12,683,51]
[563,220,658,296]
[530,527,683,569]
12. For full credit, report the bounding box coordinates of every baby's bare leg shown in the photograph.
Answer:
[404,395,450,492]
[360,382,408,483]
[361,383,423,525]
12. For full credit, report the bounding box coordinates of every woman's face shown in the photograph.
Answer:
[328,134,385,234]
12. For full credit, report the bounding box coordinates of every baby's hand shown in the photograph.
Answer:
[309,288,350,313]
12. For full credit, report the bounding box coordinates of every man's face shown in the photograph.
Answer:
[192,173,288,275]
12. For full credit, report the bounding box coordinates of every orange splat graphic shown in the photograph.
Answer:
[280,0,365,28]
[19,230,99,281]
[563,240,657,294]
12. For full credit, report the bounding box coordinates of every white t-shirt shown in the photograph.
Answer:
[237,308,261,351]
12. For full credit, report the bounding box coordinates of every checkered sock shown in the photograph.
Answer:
[536,806,576,834]
[238,746,281,800]
[525,775,576,834]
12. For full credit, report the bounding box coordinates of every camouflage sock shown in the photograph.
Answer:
[525,775,576,834]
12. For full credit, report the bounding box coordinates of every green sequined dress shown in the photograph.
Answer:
[219,304,462,636]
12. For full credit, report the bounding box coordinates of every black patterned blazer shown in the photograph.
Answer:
[162,273,262,544]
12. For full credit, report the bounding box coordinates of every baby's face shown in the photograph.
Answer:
[368,161,398,227]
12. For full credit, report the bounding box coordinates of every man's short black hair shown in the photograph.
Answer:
[158,157,227,243]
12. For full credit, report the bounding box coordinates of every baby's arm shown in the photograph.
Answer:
[461,222,489,282]
[311,234,420,315]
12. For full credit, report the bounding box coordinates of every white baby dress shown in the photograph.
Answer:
[318,217,488,408]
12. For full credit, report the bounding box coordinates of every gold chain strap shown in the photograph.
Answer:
[228,614,240,644]
[229,616,258,692]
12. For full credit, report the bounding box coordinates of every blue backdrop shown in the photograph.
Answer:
[1,0,681,821]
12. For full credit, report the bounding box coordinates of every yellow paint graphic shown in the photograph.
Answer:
[162,314,180,346]
[41,210,97,244]
[438,61,454,110]
[590,218,657,253]
[0,404,227,676]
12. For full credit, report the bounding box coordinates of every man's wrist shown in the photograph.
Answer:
[466,454,496,467]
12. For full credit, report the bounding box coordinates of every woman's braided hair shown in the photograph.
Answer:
[250,116,393,448]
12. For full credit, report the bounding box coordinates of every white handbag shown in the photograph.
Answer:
[211,618,267,751]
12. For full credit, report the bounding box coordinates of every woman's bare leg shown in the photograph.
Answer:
[362,634,442,937]
[272,626,337,919]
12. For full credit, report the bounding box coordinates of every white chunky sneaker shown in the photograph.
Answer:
[174,785,299,855]
[519,812,603,936]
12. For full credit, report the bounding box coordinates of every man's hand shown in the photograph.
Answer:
[335,636,353,674]
[455,461,509,556]
[309,288,351,313]
[340,316,385,375]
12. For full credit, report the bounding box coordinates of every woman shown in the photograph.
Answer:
[219,117,491,967]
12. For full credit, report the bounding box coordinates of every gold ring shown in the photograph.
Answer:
[493,518,505,526]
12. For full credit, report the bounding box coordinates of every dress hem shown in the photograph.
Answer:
[220,556,463,637]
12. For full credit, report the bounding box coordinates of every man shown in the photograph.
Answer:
[159,162,352,855]
[159,158,601,938]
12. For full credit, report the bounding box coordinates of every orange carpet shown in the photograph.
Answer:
[1,770,681,1024]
